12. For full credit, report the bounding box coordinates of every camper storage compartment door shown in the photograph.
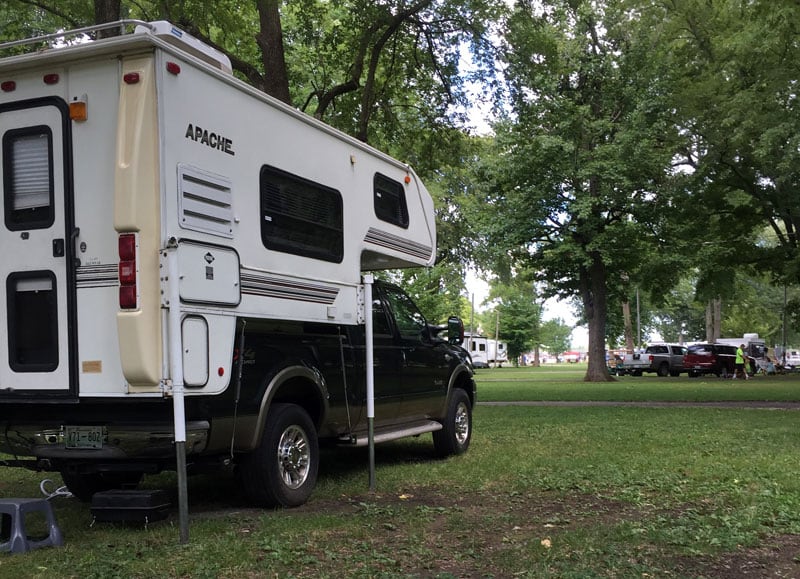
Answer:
[177,241,240,306]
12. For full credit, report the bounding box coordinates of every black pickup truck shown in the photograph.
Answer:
[0,281,476,508]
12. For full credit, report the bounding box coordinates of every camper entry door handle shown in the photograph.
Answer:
[52,238,65,257]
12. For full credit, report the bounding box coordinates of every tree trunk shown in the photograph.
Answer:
[255,0,291,104]
[582,257,613,381]
[706,297,722,342]
[94,0,121,38]
[622,299,634,352]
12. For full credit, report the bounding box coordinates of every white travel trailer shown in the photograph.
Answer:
[487,339,508,366]
[464,333,489,368]
[0,21,475,509]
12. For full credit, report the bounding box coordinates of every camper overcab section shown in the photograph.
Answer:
[0,21,475,508]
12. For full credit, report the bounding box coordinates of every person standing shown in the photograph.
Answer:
[734,343,749,380]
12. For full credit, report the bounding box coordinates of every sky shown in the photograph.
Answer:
[465,269,589,350]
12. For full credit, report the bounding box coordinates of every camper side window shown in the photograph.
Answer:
[373,173,409,229]
[3,126,54,230]
[260,165,343,263]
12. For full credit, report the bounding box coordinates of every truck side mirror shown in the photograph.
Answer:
[447,316,464,345]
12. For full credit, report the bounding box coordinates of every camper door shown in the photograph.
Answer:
[0,98,75,395]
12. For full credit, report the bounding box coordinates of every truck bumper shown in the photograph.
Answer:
[0,421,209,460]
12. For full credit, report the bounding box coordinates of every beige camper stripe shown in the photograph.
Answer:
[240,270,339,304]
[364,227,434,261]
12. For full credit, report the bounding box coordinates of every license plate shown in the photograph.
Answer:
[65,426,105,449]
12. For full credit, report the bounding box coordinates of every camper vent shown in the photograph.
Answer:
[178,164,233,238]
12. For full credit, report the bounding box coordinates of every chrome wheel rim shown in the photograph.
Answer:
[277,425,310,489]
[454,402,470,445]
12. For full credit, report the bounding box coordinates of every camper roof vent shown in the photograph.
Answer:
[135,21,232,74]
[178,164,234,238]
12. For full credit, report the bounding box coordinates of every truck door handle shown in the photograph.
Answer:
[52,238,65,257]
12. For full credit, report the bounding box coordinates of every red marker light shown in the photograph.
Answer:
[118,233,138,309]
[43,73,59,85]
[123,72,140,84]
[1,81,15,92]
[166,62,181,75]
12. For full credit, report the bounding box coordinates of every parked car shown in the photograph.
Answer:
[784,350,800,369]
[684,343,738,377]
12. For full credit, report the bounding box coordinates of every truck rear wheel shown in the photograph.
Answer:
[657,362,670,377]
[433,389,472,457]
[237,403,319,508]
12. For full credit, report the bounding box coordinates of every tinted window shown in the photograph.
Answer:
[688,344,712,355]
[260,165,343,263]
[7,271,58,371]
[371,296,392,336]
[381,285,427,340]
[373,173,409,228]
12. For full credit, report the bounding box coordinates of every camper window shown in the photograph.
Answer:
[373,173,409,229]
[260,165,343,263]
[3,126,54,230]
[6,271,59,372]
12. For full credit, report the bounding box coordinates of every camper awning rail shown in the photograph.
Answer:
[0,20,152,52]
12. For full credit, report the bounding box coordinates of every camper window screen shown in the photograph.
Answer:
[3,127,54,230]
[373,173,409,228]
[260,166,343,263]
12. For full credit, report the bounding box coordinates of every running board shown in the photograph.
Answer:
[340,420,442,447]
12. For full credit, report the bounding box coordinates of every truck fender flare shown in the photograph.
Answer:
[440,363,475,415]
[248,364,329,450]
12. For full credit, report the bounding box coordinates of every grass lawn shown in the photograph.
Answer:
[477,363,800,402]
[2,366,800,577]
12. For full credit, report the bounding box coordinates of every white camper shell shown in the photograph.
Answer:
[0,21,434,398]
[0,21,474,508]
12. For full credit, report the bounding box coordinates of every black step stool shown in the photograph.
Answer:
[0,498,64,553]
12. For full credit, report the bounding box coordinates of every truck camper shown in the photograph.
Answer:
[0,21,475,508]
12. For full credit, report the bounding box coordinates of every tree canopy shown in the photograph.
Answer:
[3,0,799,375]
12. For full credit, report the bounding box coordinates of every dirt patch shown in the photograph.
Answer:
[188,486,800,577]
[681,535,800,578]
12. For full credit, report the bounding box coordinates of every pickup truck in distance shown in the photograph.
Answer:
[622,344,687,377]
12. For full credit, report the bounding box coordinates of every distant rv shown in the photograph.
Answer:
[488,339,508,367]
[465,333,489,368]
[464,333,507,368]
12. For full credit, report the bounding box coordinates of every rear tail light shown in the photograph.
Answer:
[118,233,138,309]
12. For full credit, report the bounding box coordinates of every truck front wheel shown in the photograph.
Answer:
[237,403,319,508]
[433,389,472,457]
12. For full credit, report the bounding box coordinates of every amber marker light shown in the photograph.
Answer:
[69,96,87,122]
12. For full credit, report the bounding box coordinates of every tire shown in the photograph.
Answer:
[433,389,472,457]
[60,470,143,502]
[632,370,643,377]
[657,363,670,377]
[669,370,680,377]
[237,403,319,508]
